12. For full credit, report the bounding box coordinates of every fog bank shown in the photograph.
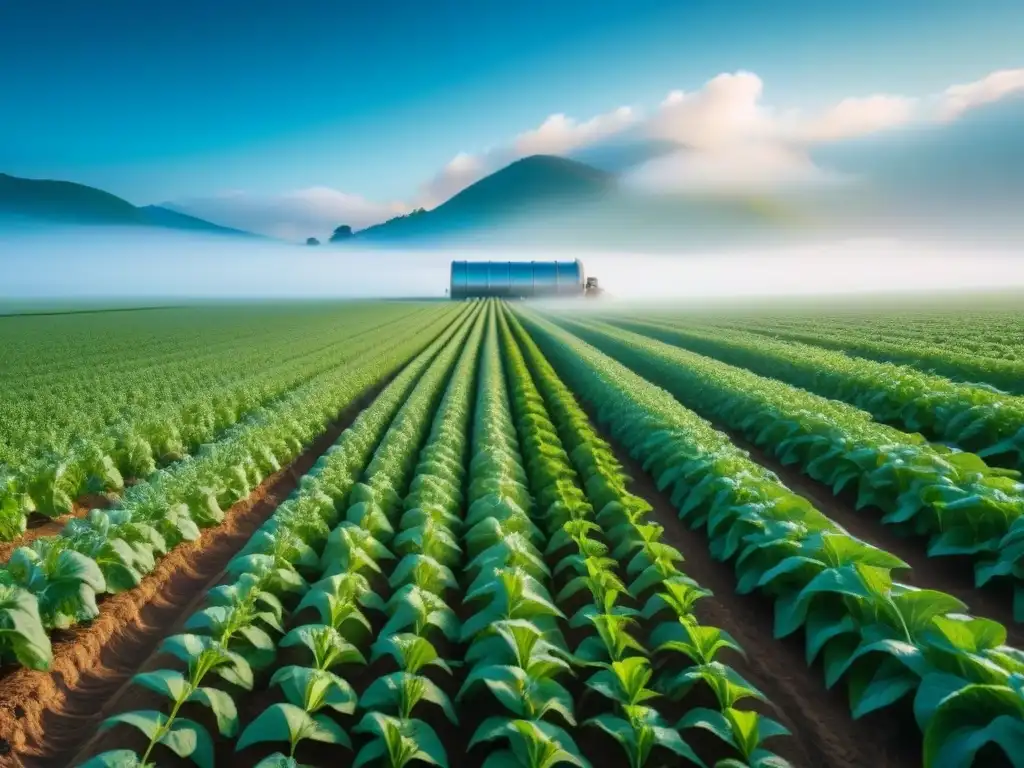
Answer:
[2,225,1022,302]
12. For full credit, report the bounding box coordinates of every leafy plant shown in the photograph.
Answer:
[469,717,591,768]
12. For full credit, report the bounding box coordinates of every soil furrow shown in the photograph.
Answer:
[0,377,393,768]
[724,431,1024,646]
[604,438,920,768]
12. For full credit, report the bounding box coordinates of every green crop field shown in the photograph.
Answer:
[0,298,1021,768]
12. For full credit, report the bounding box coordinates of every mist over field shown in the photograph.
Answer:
[3,224,1023,305]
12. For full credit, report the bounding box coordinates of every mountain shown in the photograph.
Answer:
[349,153,799,251]
[353,155,614,243]
[0,172,256,236]
[0,172,140,224]
[136,204,253,236]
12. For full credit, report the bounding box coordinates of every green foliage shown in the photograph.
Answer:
[72,305,481,765]
[517,306,1024,766]
[563,317,1024,609]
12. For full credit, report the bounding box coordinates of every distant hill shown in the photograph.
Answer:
[0,173,256,236]
[0,172,140,224]
[354,155,615,242]
[136,204,252,236]
[348,153,800,251]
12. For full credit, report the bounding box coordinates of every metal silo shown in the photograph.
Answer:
[450,261,468,297]
[509,262,534,296]
[450,260,586,298]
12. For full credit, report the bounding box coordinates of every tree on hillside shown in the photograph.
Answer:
[306,237,320,246]
[329,224,353,242]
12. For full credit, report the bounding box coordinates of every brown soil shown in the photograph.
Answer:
[607,441,920,768]
[727,431,1024,647]
[0,379,392,768]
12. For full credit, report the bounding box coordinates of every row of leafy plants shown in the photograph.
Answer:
[555,316,1024,623]
[80,298,778,768]
[503,306,795,768]
[0,303,444,537]
[78,299,486,768]
[715,316,1024,396]
[0,305,473,672]
[723,312,1024,363]
[605,315,1024,469]
[0,303,432,468]
[497,306,795,768]
[517,307,1024,768]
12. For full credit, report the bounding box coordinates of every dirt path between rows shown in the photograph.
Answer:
[606,439,920,768]
[724,431,1024,647]
[0,377,393,768]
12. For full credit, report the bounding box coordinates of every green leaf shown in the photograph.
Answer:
[469,717,589,768]
[586,657,658,708]
[280,624,366,669]
[803,607,858,665]
[101,712,214,768]
[77,750,150,768]
[923,684,1024,768]
[677,707,736,747]
[370,633,452,676]
[361,672,458,723]
[353,712,449,768]
[847,655,919,719]
[131,671,191,708]
[914,673,969,730]
[270,665,357,715]
[252,755,304,768]
[726,707,760,758]
[188,687,239,738]
[236,703,350,752]
[159,718,215,768]
[0,582,54,669]
[890,589,967,638]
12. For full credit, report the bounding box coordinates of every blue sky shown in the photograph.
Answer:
[2,0,1022,210]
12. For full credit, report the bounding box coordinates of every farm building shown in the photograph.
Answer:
[450,260,586,299]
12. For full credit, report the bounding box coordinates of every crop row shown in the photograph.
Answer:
[517,306,1024,767]
[79,300,485,767]
[718,319,1024,395]
[0,304,443,535]
[0,303,430,464]
[555,316,1024,623]
[0,304,473,671]
[715,313,1024,362]
[79,298,792,768]
[499,306,792,767]
[605,315,1024,469]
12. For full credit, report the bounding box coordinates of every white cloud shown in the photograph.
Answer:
[794,94,918,142]
[417,152,494,209]
[176,65,1024,235]
[646,71,772,149]
[512,107,637,157]
[626,71,909,192]
[623,143,848,195]
[423,66,1023,200]
[168,188,408,241]
[937,68,1024,121]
